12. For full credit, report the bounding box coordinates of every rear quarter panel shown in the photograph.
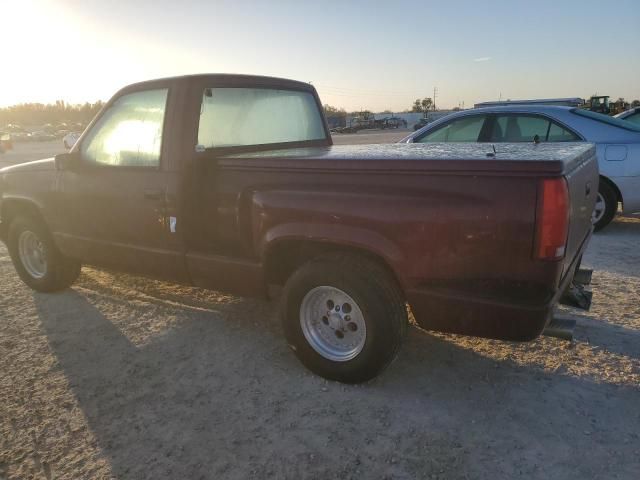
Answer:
[563,150,598,276]
[215,164,552,291]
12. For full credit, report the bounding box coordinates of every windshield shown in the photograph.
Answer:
[571,108,640,133]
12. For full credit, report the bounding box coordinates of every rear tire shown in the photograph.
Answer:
[593,181,617,232]
[281,253,408,383]
[7,215,81,292]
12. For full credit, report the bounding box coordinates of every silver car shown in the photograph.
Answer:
[400,106,640,231]
[615,107,640,126]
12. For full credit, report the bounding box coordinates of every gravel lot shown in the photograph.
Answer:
[0,141,66,170]
[1,140,639,479]
[331,129,411,145]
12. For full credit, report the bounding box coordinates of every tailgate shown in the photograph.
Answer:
[562,149,599,277]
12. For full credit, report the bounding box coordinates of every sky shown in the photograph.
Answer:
[1,0,639,111]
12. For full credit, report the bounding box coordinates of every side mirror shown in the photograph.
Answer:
[54,151,82,171]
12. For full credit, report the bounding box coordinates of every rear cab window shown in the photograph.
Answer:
[197,87,327,150]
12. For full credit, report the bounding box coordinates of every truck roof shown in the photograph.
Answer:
[223,143,595,175]
[119,73,314,92]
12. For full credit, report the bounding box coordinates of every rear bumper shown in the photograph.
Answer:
[407,233,591,341]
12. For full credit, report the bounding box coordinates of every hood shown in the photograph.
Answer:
[0,158,56,174]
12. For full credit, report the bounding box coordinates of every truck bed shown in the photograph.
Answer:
[218,142,598,340]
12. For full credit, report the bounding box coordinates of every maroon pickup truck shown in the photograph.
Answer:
[0,75,598,383]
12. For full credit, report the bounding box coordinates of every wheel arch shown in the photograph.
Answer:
[599,175,623,208]
[263,237,406,298]
[0,198,48,243]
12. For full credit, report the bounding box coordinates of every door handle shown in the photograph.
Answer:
[143,189,164,201]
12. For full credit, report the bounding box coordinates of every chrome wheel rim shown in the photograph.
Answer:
[300,286,367,362]
[592,192,606,224]
[18,230,47,279]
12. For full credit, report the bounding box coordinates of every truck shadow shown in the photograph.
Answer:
[573,315,640,359]
[33,281,640,479]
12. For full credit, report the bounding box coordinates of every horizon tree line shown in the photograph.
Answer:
[0,100,105,128]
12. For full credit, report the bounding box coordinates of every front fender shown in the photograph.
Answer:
[0,195,47,244]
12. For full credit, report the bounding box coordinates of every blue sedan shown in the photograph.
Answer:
[400,106,640,231]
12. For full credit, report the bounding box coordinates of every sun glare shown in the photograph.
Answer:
[0,1,72,106]
[0,0,163,107]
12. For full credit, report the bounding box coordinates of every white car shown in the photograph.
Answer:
[63,132,81,150]
[401,106,640,231]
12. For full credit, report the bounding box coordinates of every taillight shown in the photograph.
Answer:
[534,178,570,261]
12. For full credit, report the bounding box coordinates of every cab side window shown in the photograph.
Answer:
[81,89,168,167]
[416,115,487,143]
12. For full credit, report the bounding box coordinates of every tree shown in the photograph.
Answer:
[631,99,640,108]
[0,101,105,127]
[410,97,434,114]
[323,104,346,117]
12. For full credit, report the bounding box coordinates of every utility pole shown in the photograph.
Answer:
[433,86,438,111]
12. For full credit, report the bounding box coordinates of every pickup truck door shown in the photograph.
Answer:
[53,86,188,282]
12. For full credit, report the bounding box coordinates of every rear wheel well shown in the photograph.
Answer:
[264,240,404,295]
[600,175,622,207]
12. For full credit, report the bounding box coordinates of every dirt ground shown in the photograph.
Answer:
[1,141,639,479]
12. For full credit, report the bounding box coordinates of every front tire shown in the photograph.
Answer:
[7,215,81,292]
[281,253,408,383]
[593,181,617,232]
